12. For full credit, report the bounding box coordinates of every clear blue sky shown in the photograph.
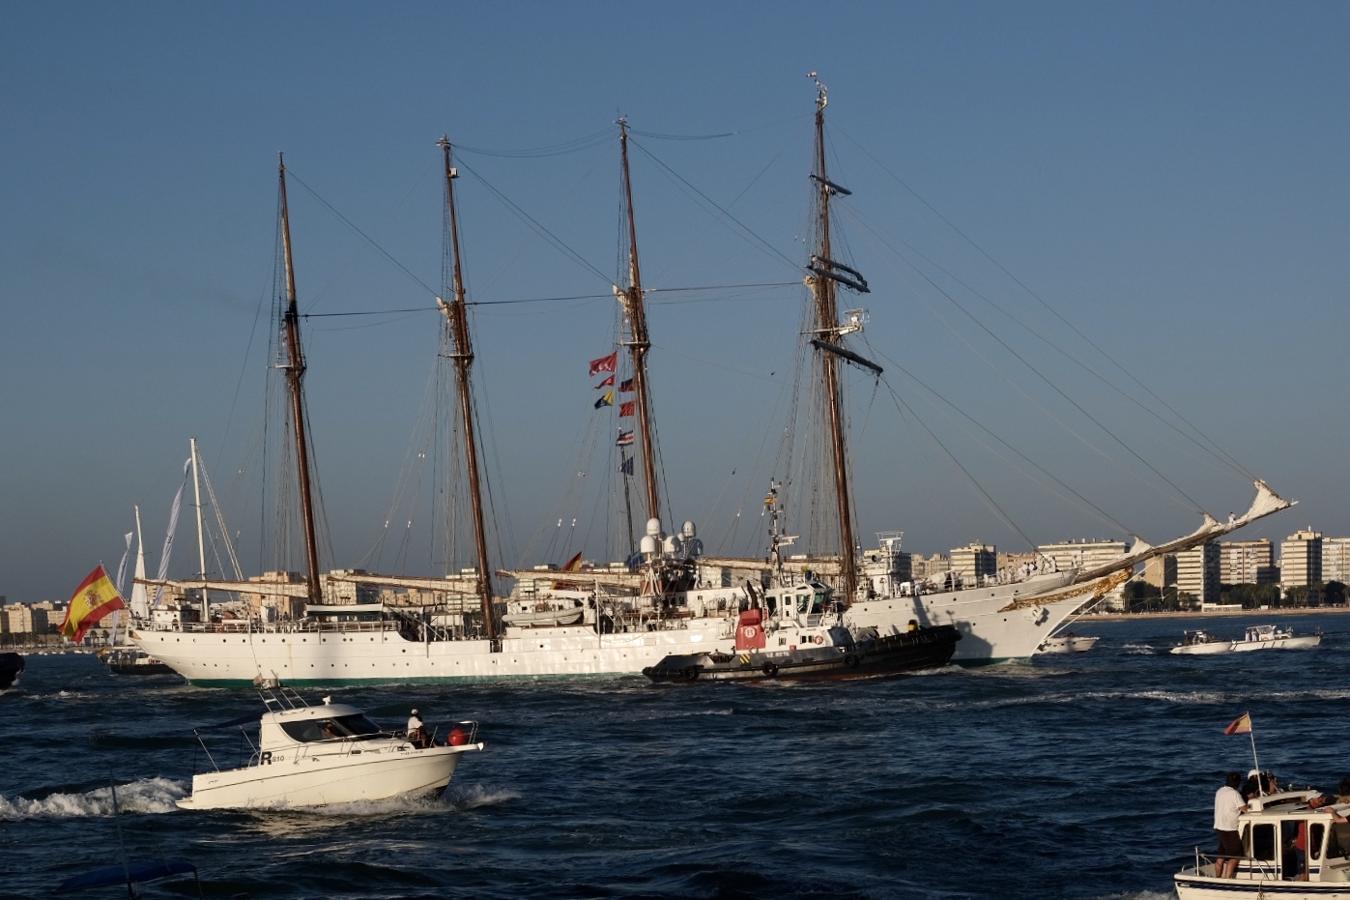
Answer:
[3,2,1347,602]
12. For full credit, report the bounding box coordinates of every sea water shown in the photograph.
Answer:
[2,614,1345,898]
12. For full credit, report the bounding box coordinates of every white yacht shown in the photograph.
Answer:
[1231,623,1321,652]
[1175,789,1350,897]
[177,685,482,810]
[1036,632,1100,654]
[1171,630,1234,655]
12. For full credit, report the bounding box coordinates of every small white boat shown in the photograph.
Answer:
[500,599,585,628]
[1175,789,1350,898]
[1037,633,1100,654]
[1171,630,1234,655]
[1230,623,1321,652]
[177,685,483,810]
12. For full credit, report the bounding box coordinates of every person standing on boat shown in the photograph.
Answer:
[407,709,427,748]
[1214,772,1248,878]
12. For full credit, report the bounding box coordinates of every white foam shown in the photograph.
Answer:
[0,777,186,820]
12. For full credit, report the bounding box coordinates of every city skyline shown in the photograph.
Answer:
[4,3,1348,601]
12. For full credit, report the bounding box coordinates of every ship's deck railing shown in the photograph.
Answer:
[1188,848,1279,881]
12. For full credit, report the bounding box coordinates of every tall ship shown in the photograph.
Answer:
[133,90,1293,684]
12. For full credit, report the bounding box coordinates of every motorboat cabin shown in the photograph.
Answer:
[1230,624,1321,652]
[1175,789,1350,898]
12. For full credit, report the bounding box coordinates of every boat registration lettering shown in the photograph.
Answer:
[260,751,273,765]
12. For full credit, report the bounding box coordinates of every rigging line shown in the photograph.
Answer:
[838,205,1250,483]
[629,127,736,141]
[453,128,614,159]
[627,137,802,273]
[834,125,1257,482]
[881,378,1041,553]
[649,281,799,294]
[729,151,783,209]
[285,168,439,300]
[863,336,1134,536]
[452,156,613,285]
[844,205,1210,515]
[651,342,782,383]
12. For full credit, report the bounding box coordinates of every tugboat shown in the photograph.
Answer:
[98,647,178,677]
[1174,787,1350,897]
[1171,630,1233,655]
[1230,623,1321,652]
[642,577,959,683]
[0,652,24,691]
[177,683,483,810]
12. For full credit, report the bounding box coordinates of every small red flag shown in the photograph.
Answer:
[588,352,617,377]
[619,401,635,417]
[594,374,615,389]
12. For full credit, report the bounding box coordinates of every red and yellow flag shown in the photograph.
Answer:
[60,565,126,644]
[1223,712,1253,736]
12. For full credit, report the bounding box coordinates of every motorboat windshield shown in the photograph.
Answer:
[278,713,385,743]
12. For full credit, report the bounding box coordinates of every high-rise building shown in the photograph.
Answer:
[1322,537,1350,585]
[1176,542,1220,606]
[1219,539,1276,585]
[1280,529,1322,589]
[1036,539,1129,572]
[949,543,996,582]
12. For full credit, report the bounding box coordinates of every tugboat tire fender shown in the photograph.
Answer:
[683,666,699,681]
[844,654,861,668]
[762,662,779,678]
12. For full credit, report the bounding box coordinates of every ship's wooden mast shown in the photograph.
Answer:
[809,84,858,603]
[277,155,323,604]
[617,119,662,526]
[438,136,498,644]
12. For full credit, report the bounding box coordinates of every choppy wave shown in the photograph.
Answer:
[0,777,185,819]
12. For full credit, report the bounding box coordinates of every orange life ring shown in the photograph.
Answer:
[813,634,825,645]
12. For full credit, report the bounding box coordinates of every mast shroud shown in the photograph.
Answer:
[277,155,324,604]
[439,137,499,645]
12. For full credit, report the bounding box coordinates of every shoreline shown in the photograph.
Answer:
[1077,605,1350,622]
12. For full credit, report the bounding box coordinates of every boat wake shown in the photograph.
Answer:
[0,777,185,820]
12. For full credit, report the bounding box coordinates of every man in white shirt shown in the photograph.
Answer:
[407,709,426,748]
[1214,772,1248,878]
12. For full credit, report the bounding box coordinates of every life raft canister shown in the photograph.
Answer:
[449,726,469,746]
[735,608,766,651]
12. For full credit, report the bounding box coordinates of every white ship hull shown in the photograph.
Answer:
[134,620,737,685]
[178,744,473,810]
[847,571,1083,663]
[133,572,1093,683]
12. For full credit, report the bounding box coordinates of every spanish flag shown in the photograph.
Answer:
[61,565,126,644]
[1223,712,1253,736]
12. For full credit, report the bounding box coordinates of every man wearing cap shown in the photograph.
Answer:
[407,709,426,748]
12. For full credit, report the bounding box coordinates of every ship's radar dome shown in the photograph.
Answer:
[681,520,696,538]
[639,535,658,555]
[646,517,662,537]
[663,535,682,554]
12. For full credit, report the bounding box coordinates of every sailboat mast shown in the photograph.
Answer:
[810,82,858,603]
[438,136,498,644]
[277,155,323,605]
[189,436,209,621]
[617,120,662,526]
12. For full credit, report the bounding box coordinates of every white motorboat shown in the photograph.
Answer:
[1175,789,1350,897]
[1230,623,1321,652]
[177,685,482,810]
[1171,630,1234,655]
[1037,632,1100,654]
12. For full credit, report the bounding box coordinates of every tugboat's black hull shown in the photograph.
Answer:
[643,625,960,683]
[98,649,179,677]
[0,653,24,691]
